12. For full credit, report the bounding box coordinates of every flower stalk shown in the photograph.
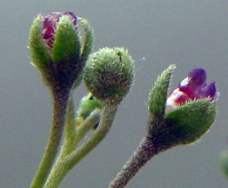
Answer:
[74,109,101,147]
[28,11,94,188]
[30,90,70,188]
[108,135,159,188]
[57,96,77,160]
[44,104,118,188]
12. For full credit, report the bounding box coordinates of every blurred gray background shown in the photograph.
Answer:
[0,0,228,187]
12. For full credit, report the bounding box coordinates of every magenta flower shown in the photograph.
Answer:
[166,68,218,110]
[41,11,78,48]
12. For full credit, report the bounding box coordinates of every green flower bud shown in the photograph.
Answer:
[220,150,228,178]
[75,93,103,128]
[28,12,93,92]
[83,47,134,104]
[76,93,103,120]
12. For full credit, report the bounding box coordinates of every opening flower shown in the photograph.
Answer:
[166,68,218,110]
[41,11,78,48]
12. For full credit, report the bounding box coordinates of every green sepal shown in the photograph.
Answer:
[220,150,228,178]
[164,99,216,145]
[76,93,104,119]
[52,16,81,63]
[28,16,50,72]
[148,65,176,118]
[79,18,94,62]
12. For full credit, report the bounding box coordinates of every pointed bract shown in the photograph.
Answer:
[148,65,176,117]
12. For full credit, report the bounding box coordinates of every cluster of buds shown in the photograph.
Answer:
[29,11,136,188]
[28,10,220,188]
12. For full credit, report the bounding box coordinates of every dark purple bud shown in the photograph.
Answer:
[41,11,78,48]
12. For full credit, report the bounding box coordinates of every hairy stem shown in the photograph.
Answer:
[58,97,76,159]
[74,109,101,147]
[47,109,101,186]
[55,108,100,161]
[44,104,117,188]
[30,91,69,188]
[108,135,159,188]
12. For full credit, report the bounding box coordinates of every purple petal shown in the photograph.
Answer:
[179,68,207,99]
[188,68,207,86]
[41,11,78,48]
[172,68,218,104]
[200,81,217,99]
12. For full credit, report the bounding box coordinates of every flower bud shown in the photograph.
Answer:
[83,48,134,104]
[76,93,103,128]
[220,150,228,178]
[148,67,217,150]
[76,93,103,120]
[28,11,93,92]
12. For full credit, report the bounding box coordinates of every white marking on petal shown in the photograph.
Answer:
[180,77,190,87]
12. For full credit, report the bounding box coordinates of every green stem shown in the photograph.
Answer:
[30,91,69,188]
[74,109,101,146]
[107,115,167,188]
[108,135,159,188]
[51,108,100,175]
[44,104,118,188]
[58,97,76,159]
[60,105,101,159]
